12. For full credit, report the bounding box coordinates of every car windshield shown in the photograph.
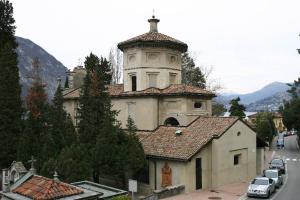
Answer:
[271,159,283,165]
[265,171,278,178]
[252,179,269,185]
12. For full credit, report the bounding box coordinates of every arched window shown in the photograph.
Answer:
[10,170,16,183]
[164,117,180,126]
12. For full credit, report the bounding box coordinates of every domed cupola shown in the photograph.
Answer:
[118,16,188,92]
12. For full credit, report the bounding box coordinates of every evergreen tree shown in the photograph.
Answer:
[255,112,276,145]
[0,0,22,168]
[64,75,69,88]
[124,117,146,179]
[38,79,77,177]
[229,97,246,118]
[287,77,300,99]
[41,144,92,182]
[281,78,300,131]
[77,53,120,182]
[49,83,76,150]
[17,58,50,170]
[181,52,206,88]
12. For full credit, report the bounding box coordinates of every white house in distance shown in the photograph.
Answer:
[62,15,267,193]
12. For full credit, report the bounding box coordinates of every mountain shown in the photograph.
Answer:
[246,91,291,112]
[223,82,290,105]
[16,36,67,100]
[216,82,291,112]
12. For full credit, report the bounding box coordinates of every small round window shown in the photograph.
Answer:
[237,131,241,136]
[194,102,202,109]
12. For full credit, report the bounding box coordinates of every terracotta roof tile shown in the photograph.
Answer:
[117,32,188,52]
[13,175,83,200]
[63,84,215,99]
[138,116,239,161]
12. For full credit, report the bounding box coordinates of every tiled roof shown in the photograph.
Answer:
[63,87,81,100]
[117,32,188,52]
[138,116,239,161]
[273,112,282,118]
[12,175,83,200]
[63,84,215,99]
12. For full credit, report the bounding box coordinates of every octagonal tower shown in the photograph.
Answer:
[118,16,188,92]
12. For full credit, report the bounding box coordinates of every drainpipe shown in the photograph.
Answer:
[157,98,159,127]
[154,160,157,190]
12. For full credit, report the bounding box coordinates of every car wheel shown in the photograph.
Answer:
[267,191,271,198]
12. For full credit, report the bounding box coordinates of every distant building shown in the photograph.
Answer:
[0,161,127,200]
[247,112,286,133]
[62,16,267,193]
[273,113,286,133]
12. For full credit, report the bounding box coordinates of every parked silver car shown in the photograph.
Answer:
[264,169,283,188]
[269,158,286,174]
[247,177,276,198]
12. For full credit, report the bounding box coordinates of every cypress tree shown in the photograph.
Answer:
[0,0,22,168]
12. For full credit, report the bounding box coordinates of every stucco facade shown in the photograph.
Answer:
[111,96,212,130]
[123,47,182,92]
[147,120,257,193]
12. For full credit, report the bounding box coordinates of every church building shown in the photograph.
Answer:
[62,16,266,193]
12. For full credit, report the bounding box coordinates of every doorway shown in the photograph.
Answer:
[196,158,202,189]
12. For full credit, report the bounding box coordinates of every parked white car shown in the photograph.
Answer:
[247,177,276,198]
[264,169,283,188]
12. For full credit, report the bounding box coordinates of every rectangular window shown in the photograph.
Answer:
[169,73,177,84]
[148,73,158,87]
[131,76,137,91]
[234,154,241,165]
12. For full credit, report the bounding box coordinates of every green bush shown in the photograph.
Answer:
[112,195,130,200]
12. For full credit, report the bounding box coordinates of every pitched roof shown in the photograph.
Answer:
[138,116,239,161]
[12,175,83,200]
[63,84,215,99]
[117,32,188,52]
[10,161,27,173]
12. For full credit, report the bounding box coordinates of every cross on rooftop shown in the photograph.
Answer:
[28,155,37,170]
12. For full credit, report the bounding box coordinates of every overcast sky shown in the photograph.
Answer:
[11,0,300,94]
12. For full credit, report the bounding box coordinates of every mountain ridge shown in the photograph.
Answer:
[16,36,67,100]
[216,81,291,112]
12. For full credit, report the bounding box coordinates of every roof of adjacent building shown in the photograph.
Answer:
[63,84,215,99]
[138,116,240,161]
[12,175,84,200]
[9,161,27,174]
[117,31,188,52]
[72,181,127,199]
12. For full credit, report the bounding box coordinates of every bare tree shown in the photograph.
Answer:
[200,65,223,94]
[109,47,123,84]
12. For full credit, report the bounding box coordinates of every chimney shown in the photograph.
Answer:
[53,171,59,182]
[2,169,10,192]
[148,15,160,32]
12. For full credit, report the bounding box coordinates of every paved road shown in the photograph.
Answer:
[247,135,300,200]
